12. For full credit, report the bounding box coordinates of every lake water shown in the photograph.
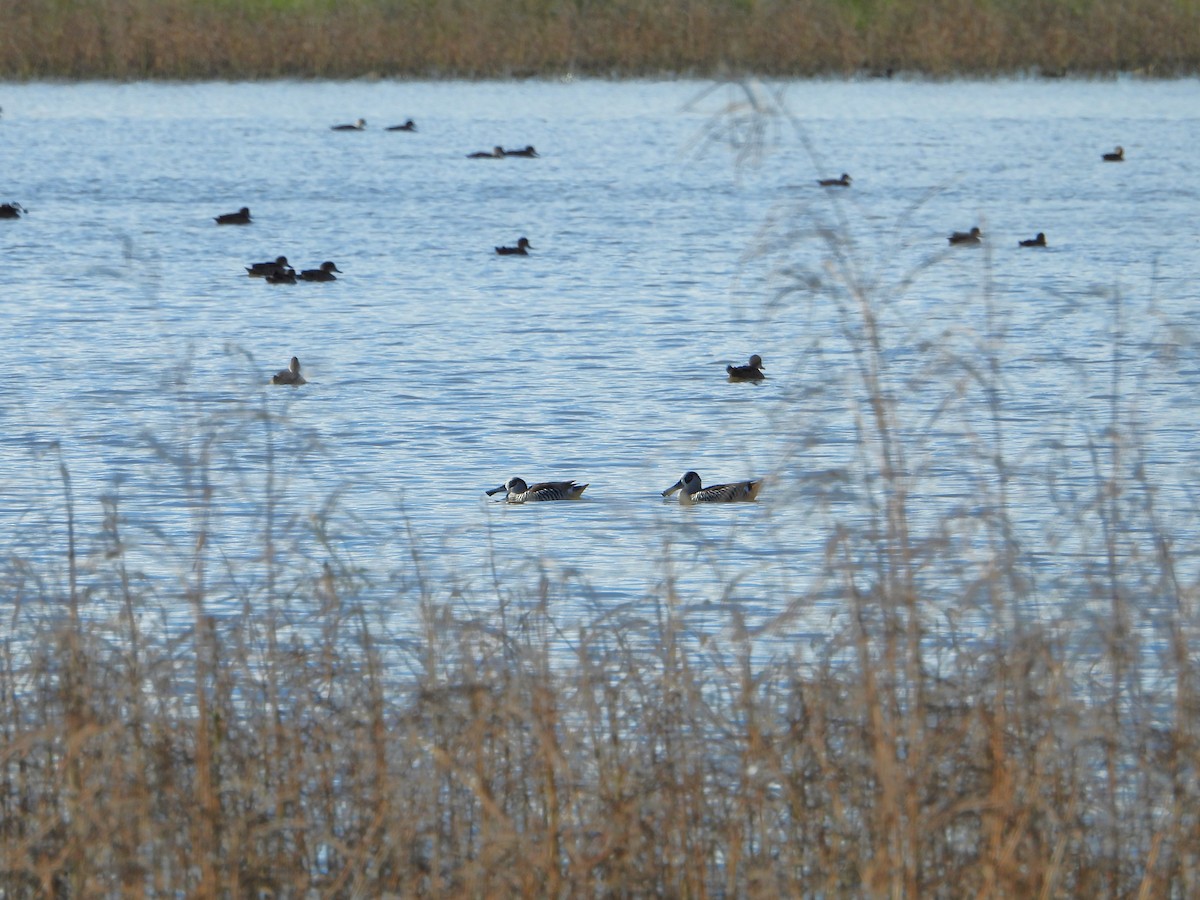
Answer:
[2,78,1199,653]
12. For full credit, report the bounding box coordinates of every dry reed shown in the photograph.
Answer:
[2,90,1200,896]
[3,232,1200,895]
[1,0,1199,79]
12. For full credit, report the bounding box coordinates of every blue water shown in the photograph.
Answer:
[2,78,1199,651]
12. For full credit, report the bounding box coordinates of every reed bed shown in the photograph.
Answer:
[2,0,1200,79]
[3,210,1200,895]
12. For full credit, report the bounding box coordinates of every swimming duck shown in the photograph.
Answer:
[386,119,417,131]
[726,354,765,381]
[0,202,25,219]
[1102,146,1124,161]
[495,237,533,256]
[246,256,291,277]
[266,267,297,284]
[818,173,851,187]
[467,146,505,159]
[948,227,983,245]
[332,118,366,131]
[504,145,539,157]
[299,261,342,281]
[1019,232,1047,247]
[215,206,251,225]
[486,477,588,503]
[662,471,763,504]
[272,357,306,385]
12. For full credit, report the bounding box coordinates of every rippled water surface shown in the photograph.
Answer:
[3,78,1199,644]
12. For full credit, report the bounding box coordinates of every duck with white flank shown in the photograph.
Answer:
[662,471,762,504]
[486,478,588,503]
[272,357,306,386]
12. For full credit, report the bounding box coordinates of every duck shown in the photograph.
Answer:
[386,119,417,131]
[214,206,251,225]
[272,357,306,385]
[662,471,763,504]
[266,267,297,284]
[504,145,539,157]
[495,237,533,256]
[467,146,505,159]
[948,226,983,245]
[299,261,342,281]
[246,256,291,277]
[0,202,25,219]
[818,173,852,187]
[726,354,765,381]
[486,478,588,503]
[1019,232,1047,247]
[1102,146,1124,161]
[332,118,366,131]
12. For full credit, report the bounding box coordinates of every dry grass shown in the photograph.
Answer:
[3,250,1200,895]
[1,0,1199,78]
[2,485,1197,894]
[3,86,1200,895]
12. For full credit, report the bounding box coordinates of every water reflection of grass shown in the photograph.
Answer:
[2,0,1198,78]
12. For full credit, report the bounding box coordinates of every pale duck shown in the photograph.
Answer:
[486,478,588,503]
[662,471,762,504]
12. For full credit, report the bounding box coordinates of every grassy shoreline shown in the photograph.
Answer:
[2,0,1199,79]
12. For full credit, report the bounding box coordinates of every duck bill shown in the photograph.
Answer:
[485,485,507,496]
[662,480,683,497]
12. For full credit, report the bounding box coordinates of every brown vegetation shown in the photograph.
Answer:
[2,469,1198,894]
[3,246,1199,893]
[1,0,1199,79]
[2,86,1198,895]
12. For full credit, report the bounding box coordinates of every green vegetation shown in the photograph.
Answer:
[1,0,1198,78]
